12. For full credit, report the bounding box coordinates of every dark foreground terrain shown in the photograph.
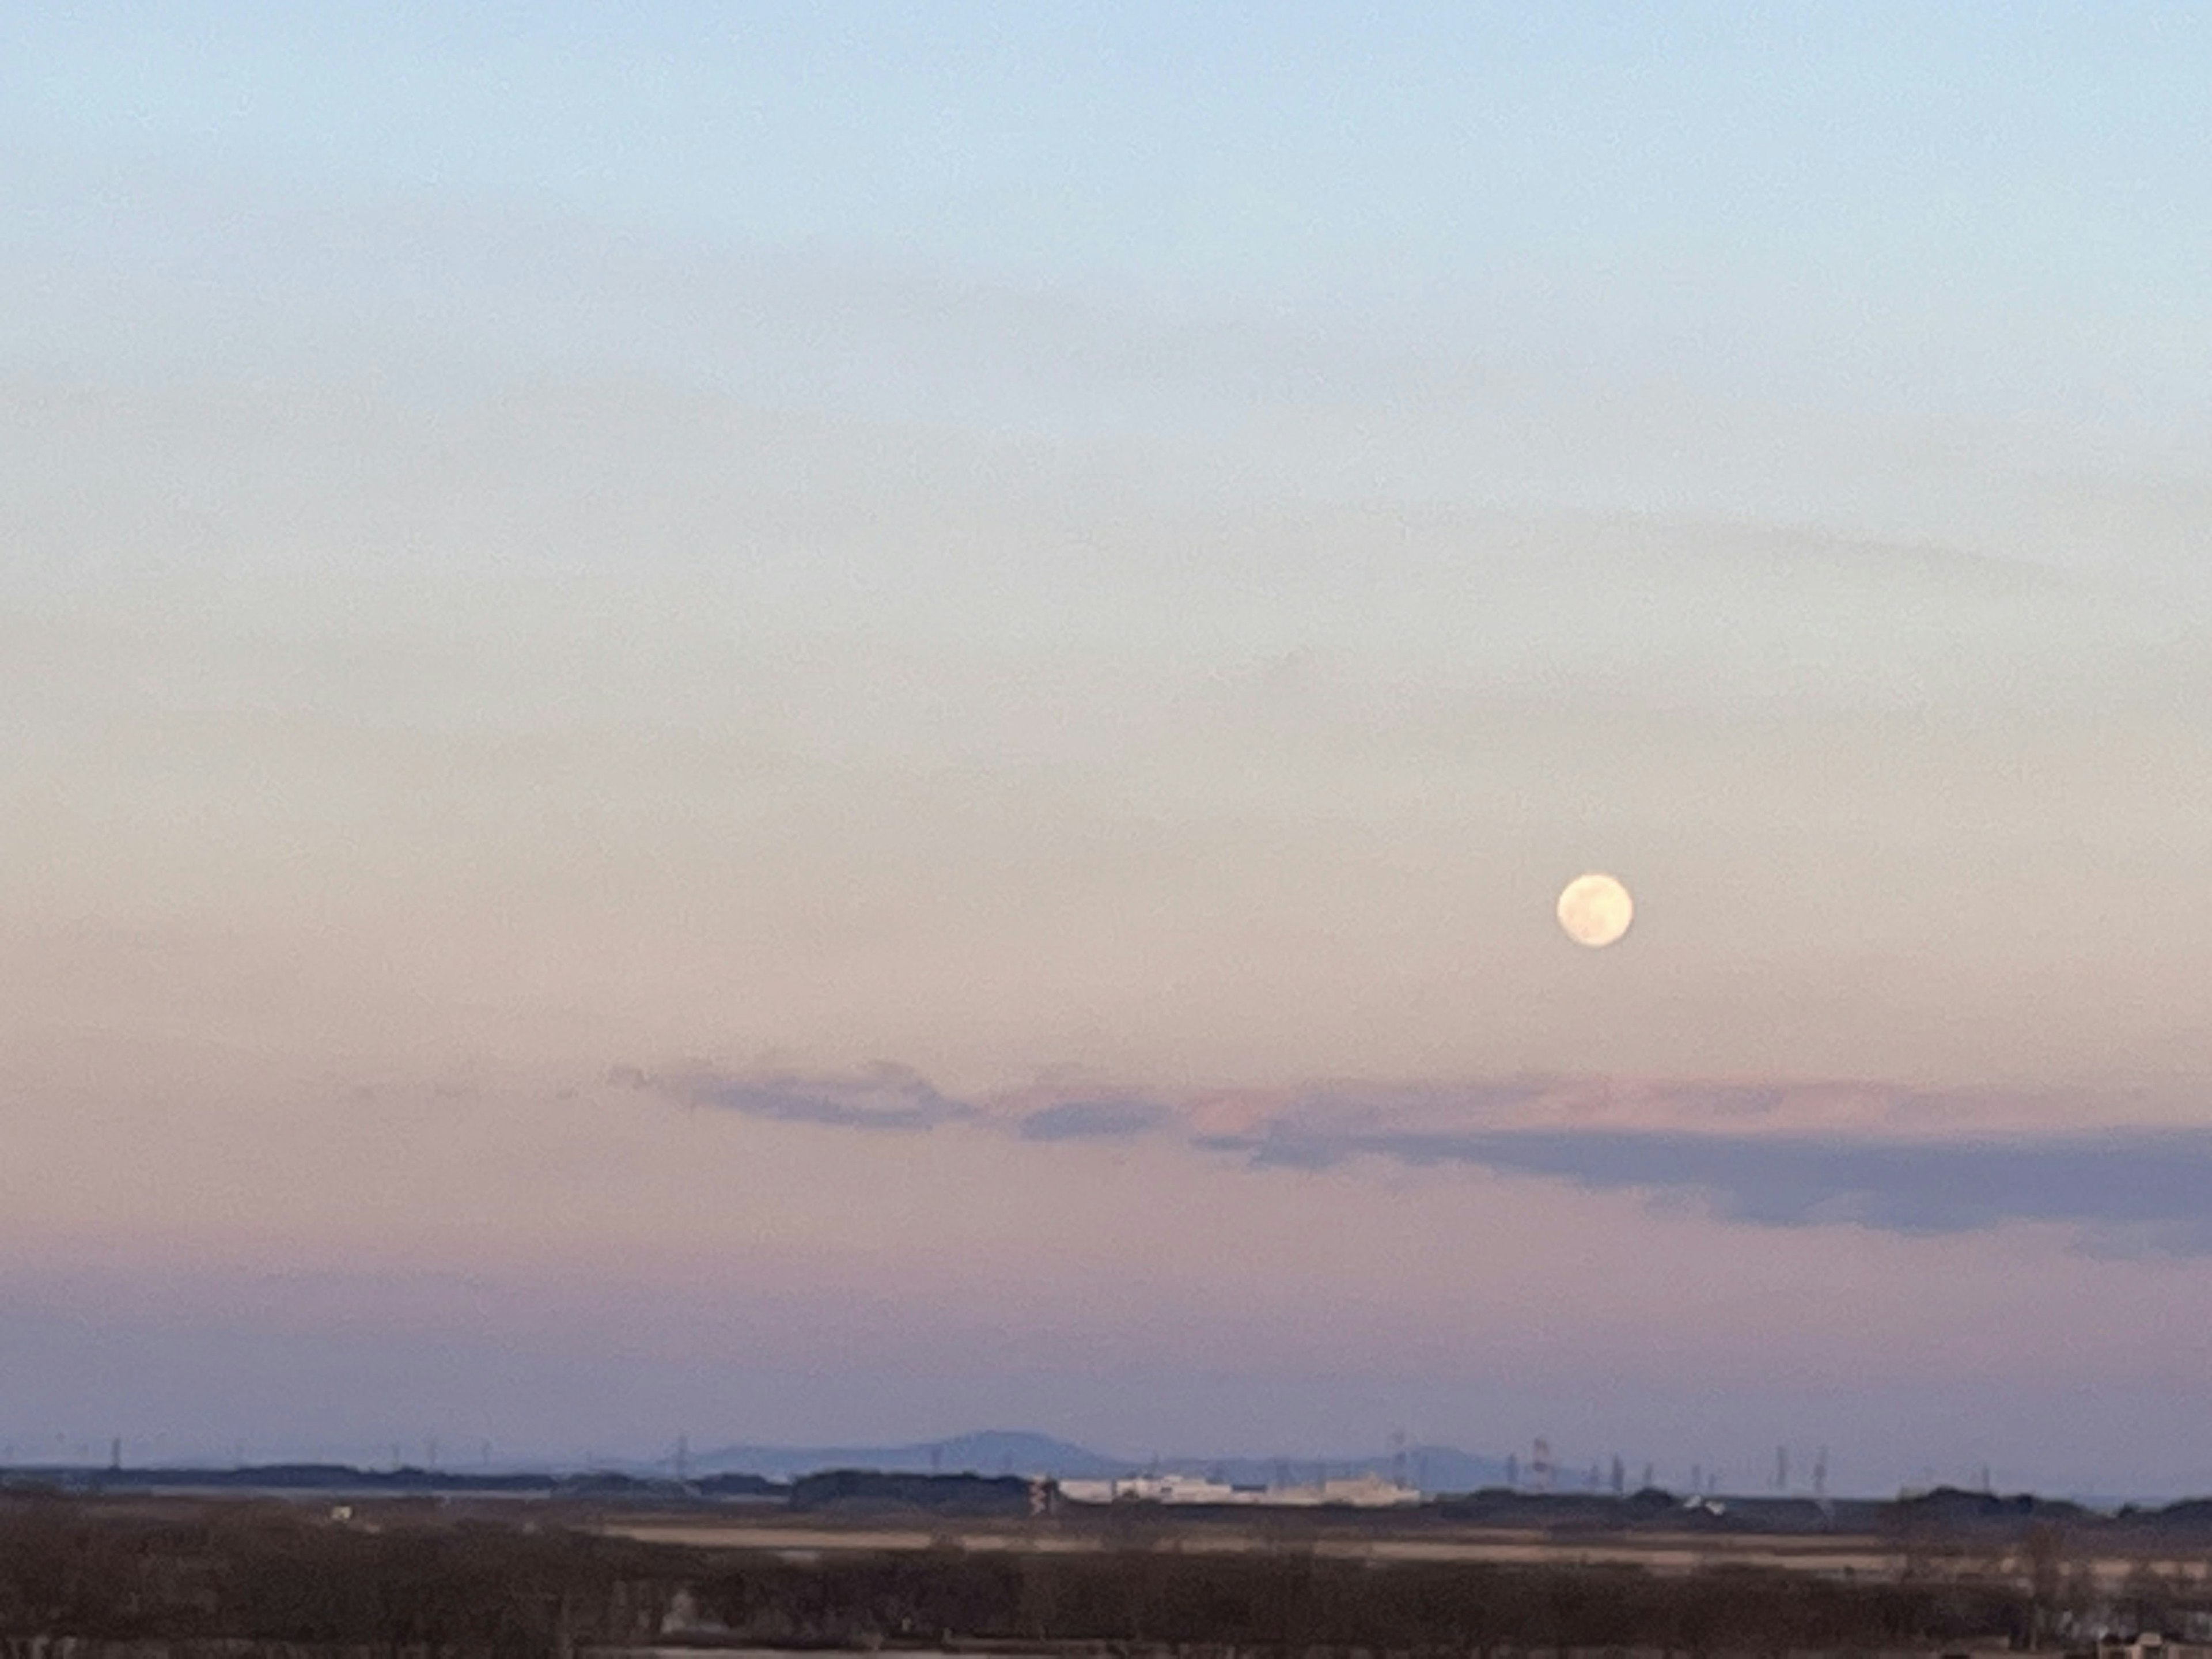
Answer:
[9,1489,2209,1659]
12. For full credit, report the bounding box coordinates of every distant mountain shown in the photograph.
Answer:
[1395,1445,1516,1494]
[1138,1445,1510,1494]
[691,1430,1123,1480]
[690,1431,1511,1491]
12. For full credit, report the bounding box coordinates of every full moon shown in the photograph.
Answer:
[1556,872,1634,948]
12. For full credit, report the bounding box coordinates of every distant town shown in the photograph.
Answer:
[8,1446,2212,1658]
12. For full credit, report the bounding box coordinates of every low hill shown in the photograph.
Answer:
[690,1430,1121,1480]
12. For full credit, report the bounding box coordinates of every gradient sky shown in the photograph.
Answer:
[5,4,2212,1495]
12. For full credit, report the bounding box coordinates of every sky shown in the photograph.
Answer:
[3,3,2212,1496]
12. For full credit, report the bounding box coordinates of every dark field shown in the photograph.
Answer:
[3,1489,2210,1659]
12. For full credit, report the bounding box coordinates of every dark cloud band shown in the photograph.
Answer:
[622,1063,2212,1254]
[1202,1121,2212,1252]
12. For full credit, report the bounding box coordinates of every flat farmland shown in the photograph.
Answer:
[586,1506,2212,1594]
[597,1512,1917,1578]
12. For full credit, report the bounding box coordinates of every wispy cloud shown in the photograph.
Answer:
[619,1062,2212,1254]
[612,1062,974,1132]
[1201,1120,2212,1252]
[1016,1097,1173,1142]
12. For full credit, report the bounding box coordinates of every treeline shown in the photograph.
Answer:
[18,1466,785,1503]
[18,1466,1025,1512]
[787,1469,1032,1512]
[0,1497,2039,1658]
[28,1468,2212,1543]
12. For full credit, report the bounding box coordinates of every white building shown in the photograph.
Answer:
[1057,1472,1420,1508]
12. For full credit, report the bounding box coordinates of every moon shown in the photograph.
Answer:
[1556,872,1634,948]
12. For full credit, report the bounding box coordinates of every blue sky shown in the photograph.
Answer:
[8,2,2210,411]
[3,5,2211,1494]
